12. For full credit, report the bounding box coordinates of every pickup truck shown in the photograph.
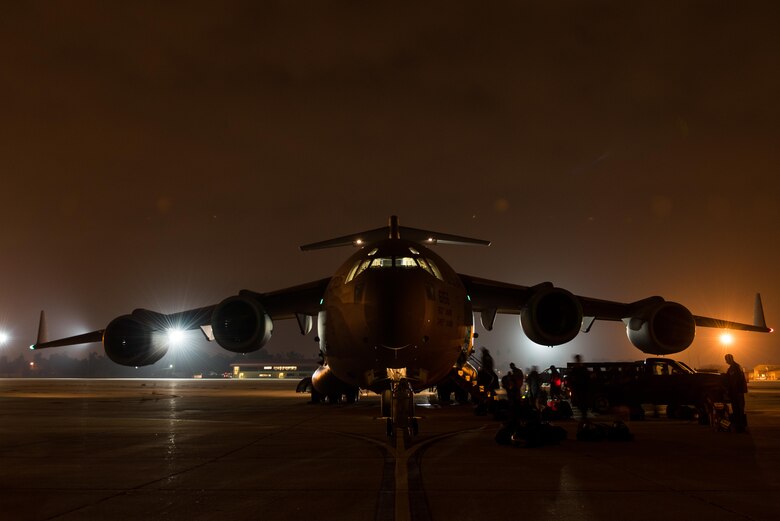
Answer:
[564,357,728,421]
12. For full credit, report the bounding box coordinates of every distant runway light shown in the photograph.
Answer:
[167,328,186,346]
[719,332,734,346]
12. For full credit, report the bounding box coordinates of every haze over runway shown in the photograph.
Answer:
[1,2,778,370]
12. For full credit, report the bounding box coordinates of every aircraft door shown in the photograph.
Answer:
[318,310,328,354]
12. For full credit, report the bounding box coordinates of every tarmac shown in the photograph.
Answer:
[1,378,778,521]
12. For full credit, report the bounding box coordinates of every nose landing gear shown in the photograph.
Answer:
[381,378,419,443]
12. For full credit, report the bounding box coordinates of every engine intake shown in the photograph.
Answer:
[626,301,695,355]
[103,315,167,366]
[211,294,273,353]
[520,286,583,346]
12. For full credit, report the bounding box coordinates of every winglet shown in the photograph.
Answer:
[36,310,47,345]
[755,293,768,330]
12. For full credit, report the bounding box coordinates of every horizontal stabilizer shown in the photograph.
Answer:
[301,215,490,250]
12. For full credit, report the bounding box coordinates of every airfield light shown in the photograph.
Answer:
[719,332,734,346]
[167,328,186,346]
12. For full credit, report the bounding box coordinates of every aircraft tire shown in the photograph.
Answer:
[454,386,469,405]
[381,389,392,417]
[344,389,359,404]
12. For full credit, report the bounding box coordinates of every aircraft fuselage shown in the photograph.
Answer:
[319,239,473,392]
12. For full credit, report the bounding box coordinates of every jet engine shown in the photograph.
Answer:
[103,315,167,366]
[626,301,695,355]
[520,286,583,346]
[211,294,273,353]
[311,364,359,403]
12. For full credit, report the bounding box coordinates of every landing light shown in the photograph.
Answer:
[167,328,186,346]
[0,332,9,344]
[719,332,734,346]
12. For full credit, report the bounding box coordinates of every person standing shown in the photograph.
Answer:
[568,354,590,421]
[505,363,524,406]
[549,365,562,401]
[725,353,748,432]
[479,347,498,391]
[526,366,541,409]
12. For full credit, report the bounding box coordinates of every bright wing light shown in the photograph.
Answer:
[167,328,186,347]
[719,332,734,346]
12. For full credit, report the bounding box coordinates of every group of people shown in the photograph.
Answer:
[485,348,749,432]
[496,359,563,410]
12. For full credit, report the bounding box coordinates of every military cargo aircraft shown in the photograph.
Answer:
[31,216,771,438]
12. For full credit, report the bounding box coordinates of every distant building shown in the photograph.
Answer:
[229,361,319,379]
[752,365,780,381]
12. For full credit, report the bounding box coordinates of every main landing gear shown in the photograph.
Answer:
[381,378,419,444]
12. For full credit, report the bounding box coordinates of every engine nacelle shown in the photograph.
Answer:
[211,294,273,353]
[311,364,357,397]
[520,286,583,346]
[626,301,695,355]
[103,315,167,366]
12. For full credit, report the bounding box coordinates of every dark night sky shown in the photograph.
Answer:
[1,1,778,371]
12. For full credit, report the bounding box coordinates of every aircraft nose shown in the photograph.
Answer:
[367,276,428,349]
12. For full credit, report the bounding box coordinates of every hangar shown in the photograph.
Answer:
[229,361,320,379]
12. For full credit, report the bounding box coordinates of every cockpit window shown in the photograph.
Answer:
[345,259,371,282]
[418,258,443,280]
[343,253,444,283]
[370,257,394,268]
[395,257,417,268]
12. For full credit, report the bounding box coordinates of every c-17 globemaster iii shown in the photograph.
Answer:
[31,216,772,439]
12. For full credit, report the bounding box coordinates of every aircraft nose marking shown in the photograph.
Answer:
[377,343,415,359]
[378,344,412,351]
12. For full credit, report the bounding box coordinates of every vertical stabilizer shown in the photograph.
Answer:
[36,310,47,345]
[754,293,767,329]
[389,215,400,239]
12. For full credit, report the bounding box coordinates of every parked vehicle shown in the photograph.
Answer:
[563,357,728,422]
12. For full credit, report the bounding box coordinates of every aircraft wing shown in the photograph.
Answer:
[459,274,771,333]
[31,277,332,350]
[459,274,634,325]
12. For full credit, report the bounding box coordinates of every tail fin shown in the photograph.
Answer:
[36,310,47,345]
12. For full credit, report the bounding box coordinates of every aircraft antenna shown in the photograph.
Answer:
[389,215,400,239]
